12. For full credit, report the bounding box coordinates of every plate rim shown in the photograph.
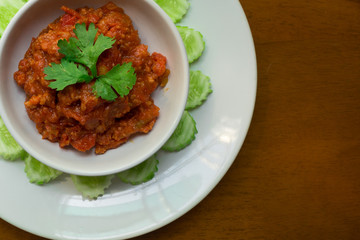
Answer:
[0,0,257,239]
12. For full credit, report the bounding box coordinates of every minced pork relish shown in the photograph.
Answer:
[14,2,169,154]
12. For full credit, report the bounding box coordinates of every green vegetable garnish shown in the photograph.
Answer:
[44,23,136,101]
[162,111,197,151]
[0,0,27,37]
[0,116,26,161]
[117,155,159,185]
[93,62,137,101]
[154,0,190,23]
[177,26,205,63]
[24,154,63,185]
[57,23,115,77]
[44,58,93,91]
[186,70,212,110]
[71,174,114,199]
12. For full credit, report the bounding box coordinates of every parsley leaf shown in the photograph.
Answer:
[58,23,115,77]
[44,58,92,91]
[93,62,137,101]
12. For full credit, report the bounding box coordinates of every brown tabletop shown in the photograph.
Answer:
[1,0,360,239]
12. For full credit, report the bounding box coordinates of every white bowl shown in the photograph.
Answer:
[0,0,188,176]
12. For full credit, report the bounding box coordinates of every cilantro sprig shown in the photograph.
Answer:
[44,58,92,91]
[44,23,136,101]
[93,62,136,101]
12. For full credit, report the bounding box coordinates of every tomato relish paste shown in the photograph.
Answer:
[14,2,169,154]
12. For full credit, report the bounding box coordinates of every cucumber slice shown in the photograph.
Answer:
[186,70,212,110]
[177,26,205,63]
[0,116,27,161]
[117,154,159,185]
[154,0,190,23]
[71,174,114,199]
[162,111,197,151]
[0,0,27,37]
[24,154,63,185]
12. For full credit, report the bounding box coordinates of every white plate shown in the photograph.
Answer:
[0,0,257,239]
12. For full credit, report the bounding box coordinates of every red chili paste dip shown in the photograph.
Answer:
[14,2,169,154]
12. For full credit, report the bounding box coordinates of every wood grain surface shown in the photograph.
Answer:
[1,0,360,239]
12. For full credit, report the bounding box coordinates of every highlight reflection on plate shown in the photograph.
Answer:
[0,0,256,239]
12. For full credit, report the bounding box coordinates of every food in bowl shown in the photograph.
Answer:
[14,2,170,154]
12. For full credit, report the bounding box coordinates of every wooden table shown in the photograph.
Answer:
[1,0,360,239]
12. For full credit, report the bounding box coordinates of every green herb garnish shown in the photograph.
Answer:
[44,23,136,101]
[93,62,136,101]
[44,58,93,91]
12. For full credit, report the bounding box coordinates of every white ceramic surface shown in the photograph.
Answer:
[0,0,257,239]
[0,0,189,176]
